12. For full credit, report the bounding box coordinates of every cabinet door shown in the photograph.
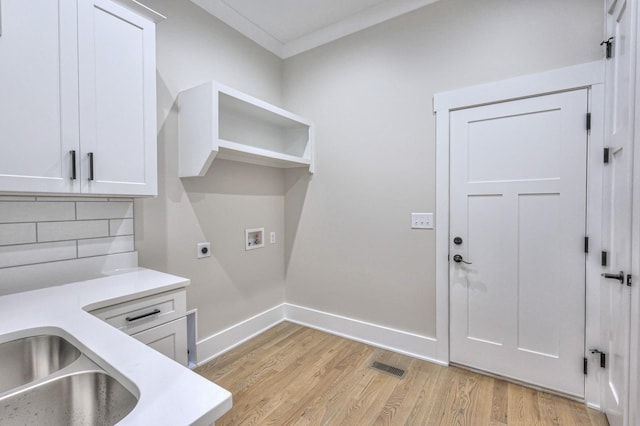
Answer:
[132,317,188,366]
[77,0,157,196]
[0,0,79,193]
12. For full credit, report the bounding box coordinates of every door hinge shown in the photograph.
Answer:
[601,37,614,59]
[627,274,633,287]
[590,349,607,368]
[584,237,589,254]
[583,357,588,375]
[604,147,610,164]
[601,251,608,267]
[586,113,591,131]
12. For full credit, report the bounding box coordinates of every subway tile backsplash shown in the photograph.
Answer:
[0,201,76,223]
[77,235,134,258]
[76,200,134,220]
[37,220,109,242]
[0,197,135,269]
[0,241,77,269]
[0,223,37,246]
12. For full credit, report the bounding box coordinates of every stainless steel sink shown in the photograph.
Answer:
[0,371,137,426]
[0,331,139,425]
[0,335,81,394]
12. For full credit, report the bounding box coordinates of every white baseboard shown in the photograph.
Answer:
[196,304,285,366]
[195,302,445,367]
[285,303,444,365]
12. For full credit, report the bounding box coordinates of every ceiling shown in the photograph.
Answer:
[190,0,440,59]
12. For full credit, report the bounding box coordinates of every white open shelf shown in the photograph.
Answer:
[178,81,314,177]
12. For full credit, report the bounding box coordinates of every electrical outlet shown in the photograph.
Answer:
[411,213,434,229]
[197,242,211,258]
[270,232,276,244]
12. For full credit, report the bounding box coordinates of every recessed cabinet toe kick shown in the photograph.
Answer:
[90,289,189,366]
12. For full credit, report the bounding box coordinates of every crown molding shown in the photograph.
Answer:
[190,0,439,59]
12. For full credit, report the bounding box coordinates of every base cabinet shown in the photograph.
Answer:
[132,317,188,366]
[90,288,188,366]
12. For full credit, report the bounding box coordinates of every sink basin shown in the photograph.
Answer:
[0,335,81,394]
[0,371,138,426]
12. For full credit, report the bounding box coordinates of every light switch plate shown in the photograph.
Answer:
[411,213,433,229]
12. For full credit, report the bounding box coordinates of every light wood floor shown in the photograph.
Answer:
[195,322,609,425]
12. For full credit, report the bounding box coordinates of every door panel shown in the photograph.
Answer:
[132,317,188,366]
[465,194,510,346]
[601,0,634,424]
[450,89,588,397]
[78,0,157,195]
[0,0,79,193]
[518,193,562,357]
[467,109,563,182]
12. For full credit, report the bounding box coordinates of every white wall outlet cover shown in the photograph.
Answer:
[246,227,265,250]
[411,213,434,229]
[270,231,276,244]
[197,242,211,258]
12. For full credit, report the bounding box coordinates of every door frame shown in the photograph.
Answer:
[433,61,605,407]
[629,3,640,419]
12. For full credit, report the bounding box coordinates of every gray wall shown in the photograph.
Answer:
[282,0,604,336]
[135,0,286,340]
[134,0,604,343]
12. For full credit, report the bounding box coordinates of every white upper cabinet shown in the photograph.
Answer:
[0,0,79,193]
[0,0,163,196]
[78,0,160,195]
[178,81,314,177]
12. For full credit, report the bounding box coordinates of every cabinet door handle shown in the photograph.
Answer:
[70,150,77,180]
[88,152,94,181]
[126,309,161,322]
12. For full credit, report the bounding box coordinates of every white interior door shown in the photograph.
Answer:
[449,89,589,397]
[601,0,635,424]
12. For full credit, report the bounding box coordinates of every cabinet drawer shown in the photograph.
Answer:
[132,317,188,366]
[91,289,186,335]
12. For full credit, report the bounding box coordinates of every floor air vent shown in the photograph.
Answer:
[370,361,406,378]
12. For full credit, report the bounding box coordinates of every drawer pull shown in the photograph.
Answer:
[126,308,161,322]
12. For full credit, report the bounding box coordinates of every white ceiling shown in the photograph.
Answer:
[190,0,440,59]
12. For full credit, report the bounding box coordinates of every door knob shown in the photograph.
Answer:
[453,237,463,245]
[602,271,624,284]
[453,254,472,264]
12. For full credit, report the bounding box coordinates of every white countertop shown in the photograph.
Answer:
[0,268,232,425]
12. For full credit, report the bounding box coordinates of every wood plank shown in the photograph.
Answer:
[195,322,609,425]
[490,378,509,424]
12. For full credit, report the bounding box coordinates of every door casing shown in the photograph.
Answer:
[433,60,605,408]
[627,0,640,421]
